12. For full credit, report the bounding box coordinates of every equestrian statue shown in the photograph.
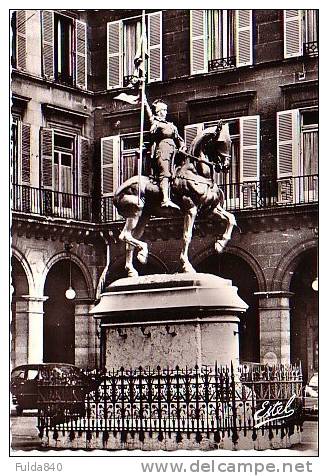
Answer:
[113,95,237,278]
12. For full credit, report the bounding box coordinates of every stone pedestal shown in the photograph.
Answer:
[91,273,248,369]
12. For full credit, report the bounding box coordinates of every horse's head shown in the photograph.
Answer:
[211,121,232,173]
[188,121,232,174]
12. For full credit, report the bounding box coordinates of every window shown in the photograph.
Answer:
[211,120,241,205]
[277,108,318,203]
[284,10,318,58]
[40,128,90,220]
[120,135,150,184]
[53,133,75,212]
[207,10,236,69]
[54,13,74,85]
[41,10,87,89]
[101,133,150,220]
[190,10,253,75]
[11,117,31,213]
[107,11,162,89]
[11,118,19,185]
[123,18,143,86]
[184,116,260,209]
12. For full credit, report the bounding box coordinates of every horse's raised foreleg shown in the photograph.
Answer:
[119,215,149,277]
[212,205,237,253]
[180,206,198,273]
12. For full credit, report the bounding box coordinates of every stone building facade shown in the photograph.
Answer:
[11,9,318,381]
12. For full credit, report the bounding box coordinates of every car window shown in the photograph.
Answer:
[26,370,39,380]
[12,369,25,379]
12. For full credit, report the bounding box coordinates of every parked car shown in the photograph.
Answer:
[10,363,99,417]
[304,373,318,417]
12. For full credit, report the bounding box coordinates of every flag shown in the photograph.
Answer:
[114,92,140,105]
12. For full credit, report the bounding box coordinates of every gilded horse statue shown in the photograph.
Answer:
[113,121,237,277]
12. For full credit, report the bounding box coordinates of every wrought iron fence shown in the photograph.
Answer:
[37,363,303,445]
[304,41,318,57]
[12,184,92,222]
[208,56,236,71]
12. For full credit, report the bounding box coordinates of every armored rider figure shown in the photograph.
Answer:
[144,97,186,210]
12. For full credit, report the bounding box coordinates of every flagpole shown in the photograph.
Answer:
[138,10,146,206]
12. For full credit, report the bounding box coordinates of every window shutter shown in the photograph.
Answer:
[190,10,207,75]
[20,123,31,186]
[148,11,162,83]
[284,10,302,58]
[78,137,89,195]
[184,123,204,150]
[240,116,260,208]
[236,10,253,67]
[41,10,54,79]
[277,110,300,178]
[40,127,54,189]
[16,10,27,70]
[75,20,87,90]
[107,20,122,89]
[101,136,120,221]
[277,110,300,203]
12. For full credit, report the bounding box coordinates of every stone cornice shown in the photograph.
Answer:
[12,202,318,243]
[280,79,318,93]
[187,90,256,108]
[42,103,90,119]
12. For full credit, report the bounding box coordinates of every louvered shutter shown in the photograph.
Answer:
[19,123,31,186]
[16,122,31,212]
[107,20,122,89]
[236,10,253,67]
[78,136,90,220]
[78,137,89,195]
[41,10,54,79]
[240,116,260,208]
[75,20,87,90]
[190,10,207,75]
[184,123,204,151]
[277,110,300,203]
[16,10,27,70]
[148,11,162,82]
[40,128,54,189]
[284,10,302,58]
[101,136,120,221]
[277,110,300,177]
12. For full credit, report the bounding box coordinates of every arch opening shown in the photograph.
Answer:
[43,259,88,364]
[290,248,318,383]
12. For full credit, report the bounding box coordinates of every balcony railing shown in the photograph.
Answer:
[12,184,92,222]
[219,174,318,212]
[99,175,318,222]
[208,56,236,72]
[304,41,318,57]
[12,176,318,224]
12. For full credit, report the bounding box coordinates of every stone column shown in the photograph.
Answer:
[255,291,293,365]
[11,297,29,367]
[23,296,48,364]
[75,299,99,368]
